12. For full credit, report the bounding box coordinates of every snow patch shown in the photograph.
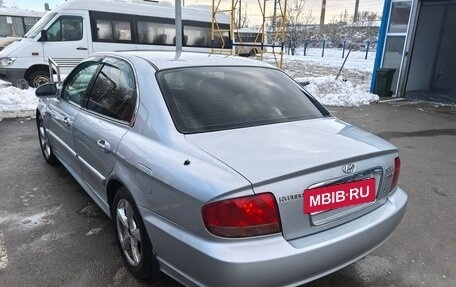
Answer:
[13,206,62,231]
[0,86,38,118]
[296,76,379,107]
[86,227,104,236]
[0,233,8,269]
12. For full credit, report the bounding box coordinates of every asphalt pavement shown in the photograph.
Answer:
[0,101,455,287]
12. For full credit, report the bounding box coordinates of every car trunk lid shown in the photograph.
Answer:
[186,118,398,239]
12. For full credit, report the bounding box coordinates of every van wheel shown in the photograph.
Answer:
[29,70,51,88]
[249,48,258,56]
[112,187,160,280]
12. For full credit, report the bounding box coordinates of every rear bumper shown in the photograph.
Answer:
[0,68,26,86]
[140,187,407,287]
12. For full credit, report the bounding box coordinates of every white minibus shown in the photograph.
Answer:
[0,0,230,87]
[0,7,44,51]
[233,27,267,56]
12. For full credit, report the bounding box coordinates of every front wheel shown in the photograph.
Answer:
[37,114,58,165]
[112,187,160,279]
[28,70,51,88]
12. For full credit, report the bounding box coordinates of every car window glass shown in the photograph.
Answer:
[87,59,137,122]
[61,62,99,106]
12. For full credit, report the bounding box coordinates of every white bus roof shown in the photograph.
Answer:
[0,7,46,17]
[51,0,230,23]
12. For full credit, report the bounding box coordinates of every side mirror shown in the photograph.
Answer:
[40,30,48,41]
[35,83,58,98]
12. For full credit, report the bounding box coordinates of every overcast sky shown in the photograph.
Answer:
[8,0,384,24]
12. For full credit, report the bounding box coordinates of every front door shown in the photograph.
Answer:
[46,60,100,176]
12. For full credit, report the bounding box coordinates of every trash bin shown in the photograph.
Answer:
[374,68,395,97]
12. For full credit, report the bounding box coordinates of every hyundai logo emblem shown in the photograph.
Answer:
[342,163,356,174]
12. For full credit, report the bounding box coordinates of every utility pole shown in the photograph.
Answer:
[238,0,242,28]
[273,0,277,32]
[354,0,360,22]
[175,0,182,59]
[320,0,326,30]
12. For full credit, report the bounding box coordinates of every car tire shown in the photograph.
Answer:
[37,114,58,165]
[112,187,160,280]
[28,70,51,88]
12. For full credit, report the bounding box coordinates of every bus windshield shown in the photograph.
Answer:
[24,12,56,38]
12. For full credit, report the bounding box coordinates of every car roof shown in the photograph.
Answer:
[93,51,274,70]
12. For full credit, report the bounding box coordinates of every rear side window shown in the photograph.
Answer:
[87,58,137,123]
[157,67,327,133]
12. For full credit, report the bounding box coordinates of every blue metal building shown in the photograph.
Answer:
[372,0,456,104]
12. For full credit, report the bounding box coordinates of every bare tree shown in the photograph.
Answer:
[286,0,315,47]
[239,2,249,28]
[319,10,380,49]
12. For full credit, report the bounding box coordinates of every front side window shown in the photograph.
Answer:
[87,58,137,122]
[46,16,83,41]
[61,62,99,106]
[157,67,327,133]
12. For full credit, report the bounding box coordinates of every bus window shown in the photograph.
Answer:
[113,21,131,41]
[0,16,26,37]
[94,18,132,42]
[213,31,230,48]
[137,21,175,45]
[24,17,40,33]
[184,26,210,47]
[96,20,113,40]
[137,21,153,44]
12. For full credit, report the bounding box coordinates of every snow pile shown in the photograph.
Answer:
[295,76,379,107]
[0,86,38,116]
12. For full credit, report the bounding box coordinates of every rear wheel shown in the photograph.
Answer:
[37,114,58,165]
[28,70,51,88]
[112,187,160,279]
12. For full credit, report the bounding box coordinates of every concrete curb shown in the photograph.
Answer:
[0,110,36,120]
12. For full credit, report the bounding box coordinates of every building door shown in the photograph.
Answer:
[380,0,413,96]
[404,1,456,104]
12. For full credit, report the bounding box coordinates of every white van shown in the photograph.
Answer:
[0,7,44,51]
[0,0,230,87]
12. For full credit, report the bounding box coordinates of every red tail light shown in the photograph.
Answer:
[390,157,401,192]
[202,193,281,238]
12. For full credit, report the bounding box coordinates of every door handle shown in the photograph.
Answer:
[97,139,111,153]
[63,117,71,126]
[77,47,88,50]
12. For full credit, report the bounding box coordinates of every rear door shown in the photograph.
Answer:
[42,12,90,74]
[73,56,138,203]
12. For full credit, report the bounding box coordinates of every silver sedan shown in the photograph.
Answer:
[35,51,407,287]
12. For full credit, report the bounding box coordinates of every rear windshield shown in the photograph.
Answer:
[157,66,327,133]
